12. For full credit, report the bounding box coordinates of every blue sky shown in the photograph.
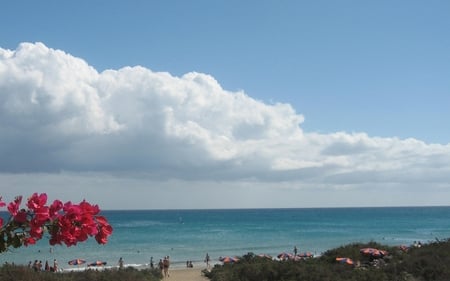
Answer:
[3,0,449,142]
[1,1,450,209]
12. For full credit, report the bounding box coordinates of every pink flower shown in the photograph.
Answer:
[7,196,22,216]
[24,237,37,246]
[95,223,113,244]
[0,193,113,252]
[14,209,28,223]
[49,200,63,218]
[27,193,47,210]
[29,219,44,239]
[79,200,100,215]
[34,206,50,224]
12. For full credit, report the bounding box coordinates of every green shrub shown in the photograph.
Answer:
[0,264,162,281]
[206,240,450,281]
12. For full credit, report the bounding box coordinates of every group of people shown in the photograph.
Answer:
[29,259,58,272]
[158,256,171,278]
[116,252,212,275]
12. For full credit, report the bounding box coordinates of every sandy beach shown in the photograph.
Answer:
[165,268,209,281]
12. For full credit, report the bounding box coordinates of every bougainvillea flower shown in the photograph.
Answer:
[27,193,48,210]
[24,237,37,246]
[14,209,28,223]
[7,196,22,216]
[79,200,100,215]
[49,200,63,218]
[33,206,50,224]
[0,193,113,253]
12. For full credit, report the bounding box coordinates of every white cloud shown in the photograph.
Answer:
[1,42,450,208]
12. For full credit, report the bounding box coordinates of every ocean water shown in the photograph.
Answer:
[1,207,450,270]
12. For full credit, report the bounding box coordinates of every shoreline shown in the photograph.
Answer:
[61,261,216,272]
[60,263,210,281]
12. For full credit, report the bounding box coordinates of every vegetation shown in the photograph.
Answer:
[3,239,450,280]
[0,265,162,281]
[204,239,450,281]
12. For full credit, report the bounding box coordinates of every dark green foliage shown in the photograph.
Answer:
[205,240,450,281]
[391,239,450,281]
[4,240,450,281]
[0,264,162,281]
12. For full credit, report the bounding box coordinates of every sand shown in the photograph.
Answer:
[164,267,209,281]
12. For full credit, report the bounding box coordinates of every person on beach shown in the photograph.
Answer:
[294,246,298,256]
[163,256,170,278]
[118,257,124,269]
[53,259,58,272]
[159,259,164,273]
[205,253,210,268]
[150,256,154,269]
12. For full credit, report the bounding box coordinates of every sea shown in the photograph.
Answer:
[1,207,450,270]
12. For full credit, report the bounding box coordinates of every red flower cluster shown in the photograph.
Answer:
[0,193,112,252]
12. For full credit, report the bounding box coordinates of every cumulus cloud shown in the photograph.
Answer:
[1,42,450,189]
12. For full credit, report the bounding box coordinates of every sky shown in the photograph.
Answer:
[0,1,450,209]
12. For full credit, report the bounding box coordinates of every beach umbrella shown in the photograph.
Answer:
[277,252,294,260]
[68,259,86,266]
[88,261,107,267]
[220,256,239,263]
[336,257,354,265]
[399,245,409,252]
[360,247,387,258]
[257,254,272,259]
[291,255,303,261]
[297,252,313,258]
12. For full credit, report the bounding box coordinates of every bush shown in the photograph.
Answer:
[206,240,450,281]
[0,264,162,281]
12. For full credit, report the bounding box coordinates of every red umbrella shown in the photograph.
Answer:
[277,252,293,260]
[68,259,86,266]
[336,257,354,265]
[399,245,409,252]
[360,248,388,258]
[88,261,107,267]
[291,255,303,261]
[297,252,313,258]
[220,256,239,263]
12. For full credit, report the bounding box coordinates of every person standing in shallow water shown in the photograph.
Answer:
[118,257,124,269]
[205,253,210,268]
[53,259,58,272]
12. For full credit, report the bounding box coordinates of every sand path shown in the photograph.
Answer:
[164,268,209,281]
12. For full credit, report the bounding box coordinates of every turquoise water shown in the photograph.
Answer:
[1,207,450,270]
